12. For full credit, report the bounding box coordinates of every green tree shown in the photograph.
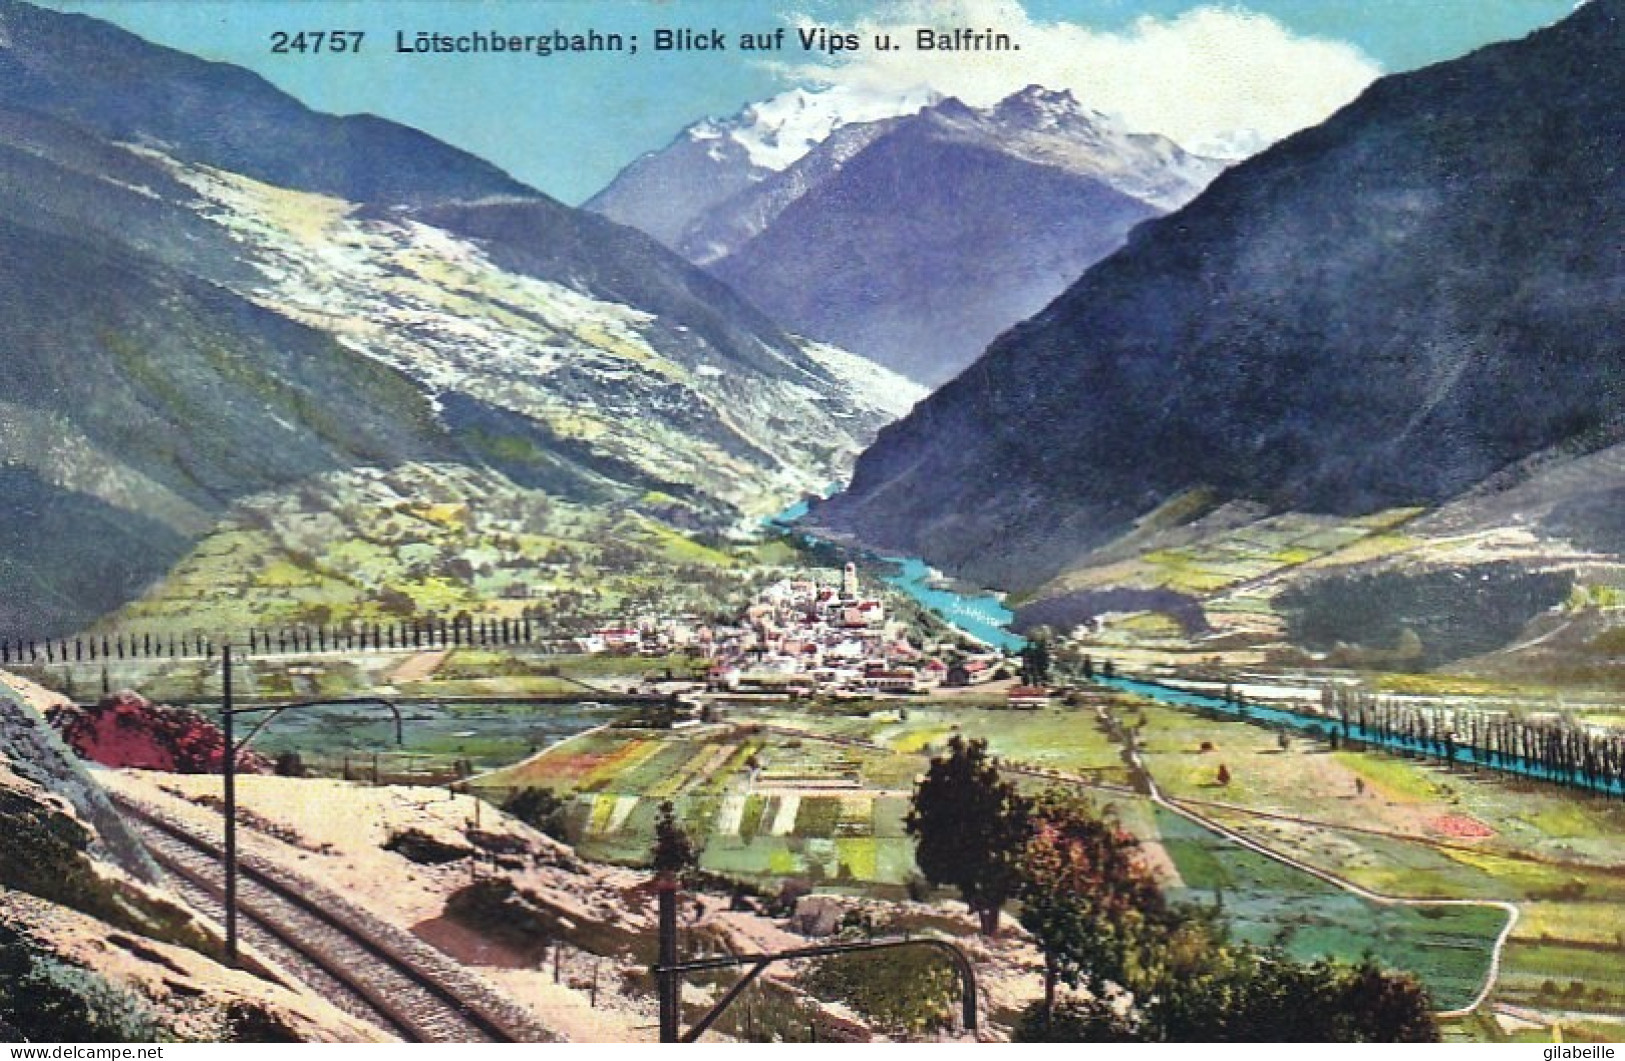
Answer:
[1148,946,1438,1042]
[651,800,700,881]
[1020,628,1053,685]
[1017,792,1166,1020]
[1013,997,1138,1042]
[1326,956,1437,1042]
[906,736,1031,935]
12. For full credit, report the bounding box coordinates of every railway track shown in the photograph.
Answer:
[112,794,553,1043]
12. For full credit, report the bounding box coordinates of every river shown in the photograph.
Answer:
[774,500,1622,797]
[769,500,1025,652]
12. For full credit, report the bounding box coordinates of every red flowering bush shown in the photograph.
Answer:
[49,691,269,774]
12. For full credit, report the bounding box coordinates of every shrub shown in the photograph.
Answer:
[501,787,570,842]
[803,946,960,1036]
[1013,997,1137,1042]
[0,925,160,1042]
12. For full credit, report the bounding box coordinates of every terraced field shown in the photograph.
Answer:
[471,722,926,882]
[1124,694,1625,1031]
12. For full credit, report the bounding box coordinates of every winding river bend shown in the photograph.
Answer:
[771,500,1026,652]
[776,504,1622,798]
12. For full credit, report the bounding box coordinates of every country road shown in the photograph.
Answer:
[387,649,450,683]
[1102,702,1520,1019]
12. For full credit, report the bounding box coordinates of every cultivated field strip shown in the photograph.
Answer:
[113,795,556,1042]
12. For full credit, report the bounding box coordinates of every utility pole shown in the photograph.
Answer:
[657,877,680,1042]
[214,678,404,969]
[221,641,238,963]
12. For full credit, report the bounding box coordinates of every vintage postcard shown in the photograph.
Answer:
[0,0,1620,1046]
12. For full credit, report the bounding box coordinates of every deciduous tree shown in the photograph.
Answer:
[906,736,1030,935]
[1020,627,1053,685]
[1017,791,1165,1021]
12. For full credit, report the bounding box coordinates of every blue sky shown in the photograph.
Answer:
[38,1,1580,203]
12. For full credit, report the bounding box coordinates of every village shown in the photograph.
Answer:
[570,563,1049,705]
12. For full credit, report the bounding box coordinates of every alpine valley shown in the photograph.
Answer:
[0,0,920,640]
[817,0,1625,684]
[7,0,1625,1047]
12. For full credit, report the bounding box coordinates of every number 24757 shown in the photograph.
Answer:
[270,31,365,54]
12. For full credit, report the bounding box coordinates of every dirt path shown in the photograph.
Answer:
[388,650,450,683]
[1156,792,1519,1018]
[1102,704,1520,1019]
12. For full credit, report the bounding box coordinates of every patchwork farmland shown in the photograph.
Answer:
[464,695,1542,1026]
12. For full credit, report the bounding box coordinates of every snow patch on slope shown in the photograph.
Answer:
[136,147,915,517]
[710,83,940,171]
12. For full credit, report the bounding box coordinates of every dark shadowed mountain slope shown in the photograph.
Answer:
[0,0,529,204]
[0,212,454,636]
[816,0,1625,589]
[709,103,1164,387]
[674,117,904,266]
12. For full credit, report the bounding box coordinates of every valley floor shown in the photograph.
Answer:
[469,682,1625,1042]
[13,646,1625,1041]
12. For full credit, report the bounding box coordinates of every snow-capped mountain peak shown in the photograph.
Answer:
[705,83,940,171]
[587,81,941,248]
[990,85,1121,134]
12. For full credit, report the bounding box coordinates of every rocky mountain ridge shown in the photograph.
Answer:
[817,0,1625,591]
[594,84,1224,385]
[584,83,940,248]
[0,0,919,639]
